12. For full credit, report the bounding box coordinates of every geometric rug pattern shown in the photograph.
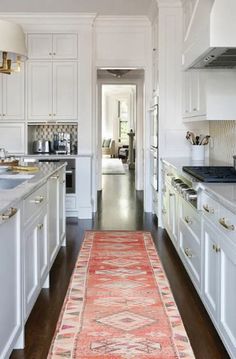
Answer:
[48,231,195,358]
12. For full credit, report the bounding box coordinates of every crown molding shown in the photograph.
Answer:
[0,12,97,26]
[95,15,150,27]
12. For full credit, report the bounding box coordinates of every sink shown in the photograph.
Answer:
[0,178,28,190]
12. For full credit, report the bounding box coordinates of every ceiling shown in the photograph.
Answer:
[0,0,154,16]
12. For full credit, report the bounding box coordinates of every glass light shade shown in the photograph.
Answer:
[0,20,27,62]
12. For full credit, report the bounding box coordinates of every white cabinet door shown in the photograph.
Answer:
[48,174,60,268]
[27,62,53,121]
[27,34,52,59]
[0,123,25,154]
[38,211,48,285]
[24,217,40,321]
[59,169,66,244]
[182,70,206,120]
[53,34,78,59]
[202,220,220,322]
[28,33,78,60]
[219,238,236,358]
[0,207,22,359]
[53,62,78,120]
[2,64,25,120]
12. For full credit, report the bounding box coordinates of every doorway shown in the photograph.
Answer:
[96,69,144,195]
[101,84,136,176]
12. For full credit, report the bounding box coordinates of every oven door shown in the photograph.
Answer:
[150,104,159,148]
[65,159,75,194]
[150,147,158,191]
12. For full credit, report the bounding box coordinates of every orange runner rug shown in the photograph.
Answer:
[48,231,195,358]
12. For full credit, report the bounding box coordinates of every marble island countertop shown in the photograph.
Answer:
[0,162,66,214]
[162,157,236,213]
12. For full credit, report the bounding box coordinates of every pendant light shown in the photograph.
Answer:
[0,20,27,74]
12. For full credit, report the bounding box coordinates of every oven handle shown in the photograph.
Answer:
[66,170,73,174]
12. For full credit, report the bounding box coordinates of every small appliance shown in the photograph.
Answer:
[53,132,71,154]
[33,140,51,154]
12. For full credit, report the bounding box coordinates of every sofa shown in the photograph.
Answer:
[102,138,116,157]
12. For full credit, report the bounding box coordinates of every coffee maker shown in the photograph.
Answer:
[53,132,71,154]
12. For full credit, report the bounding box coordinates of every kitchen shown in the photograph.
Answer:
[0,0,236,358]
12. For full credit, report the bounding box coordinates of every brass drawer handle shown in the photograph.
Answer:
[212,244,221,253]
[169,193,175,197]
[37,223,44,230]
[51,175,59,180]
[184,216,192,225]
[32,196,44,204]
[184,247,193,258]
[203,204,214,214]
[0,207,17,220]
[219,217,235,231]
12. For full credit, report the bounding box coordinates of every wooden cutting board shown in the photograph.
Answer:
[0,160,18,166]
[11,165,39,172]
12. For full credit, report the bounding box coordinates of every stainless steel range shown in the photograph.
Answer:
[183,166,236,183]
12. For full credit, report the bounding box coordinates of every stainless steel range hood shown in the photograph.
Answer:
[183,0,236,69]
[193,48,236,69]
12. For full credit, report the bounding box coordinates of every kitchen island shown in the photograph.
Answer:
[0,162,66,359]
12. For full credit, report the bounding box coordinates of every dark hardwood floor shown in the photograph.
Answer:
[11,170,229,359]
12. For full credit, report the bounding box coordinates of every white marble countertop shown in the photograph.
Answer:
[162,157,236,213]
[0,162,66,214]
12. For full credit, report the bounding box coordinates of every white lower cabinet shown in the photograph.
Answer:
[0,206,22,359]
[48,169,66,269]
[23,198,48,321]
[203,217,236,358]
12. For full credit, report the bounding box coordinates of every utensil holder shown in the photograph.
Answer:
[191,145,205,161]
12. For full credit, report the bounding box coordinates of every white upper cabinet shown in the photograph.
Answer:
[27,33,78,60]
[0,65,25,121]
[27,61,77,121]
[182,70,206,120]
[183,69,236,122]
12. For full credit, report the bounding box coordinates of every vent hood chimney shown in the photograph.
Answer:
[183,0,236,69]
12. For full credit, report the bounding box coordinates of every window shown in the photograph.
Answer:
[118,100,129,142]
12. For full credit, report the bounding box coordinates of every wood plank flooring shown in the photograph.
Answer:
[11,170,229,359]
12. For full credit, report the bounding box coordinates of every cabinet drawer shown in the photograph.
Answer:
[23,183,47,224]
[179,218,201,291]
[181,199,201,240]
[218,205,236,242]
[201,193,220,224]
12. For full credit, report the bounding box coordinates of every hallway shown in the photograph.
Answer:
[11,171,229,359]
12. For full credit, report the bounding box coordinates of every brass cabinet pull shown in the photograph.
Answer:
[218,217,235,231]
[49,113,52,116]
[203,204,214,214]
[0,207,17,220]
[212,244,221,253]
[184,247,193,258]
[49,52,52,55]
[31,196,44,204]
[169,193,175,197]
[53,52,56,55]
[51,175,59,180]
[37,223,44,230]
[184,216,192,225]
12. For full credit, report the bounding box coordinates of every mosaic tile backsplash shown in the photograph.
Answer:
[209,121,236,164]
[29,124,78,153]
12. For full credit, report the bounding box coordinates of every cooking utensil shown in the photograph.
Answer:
[200,135,210,145]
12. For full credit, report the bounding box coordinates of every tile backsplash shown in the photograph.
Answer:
[28,124,78,154]
[209,121,236,164]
